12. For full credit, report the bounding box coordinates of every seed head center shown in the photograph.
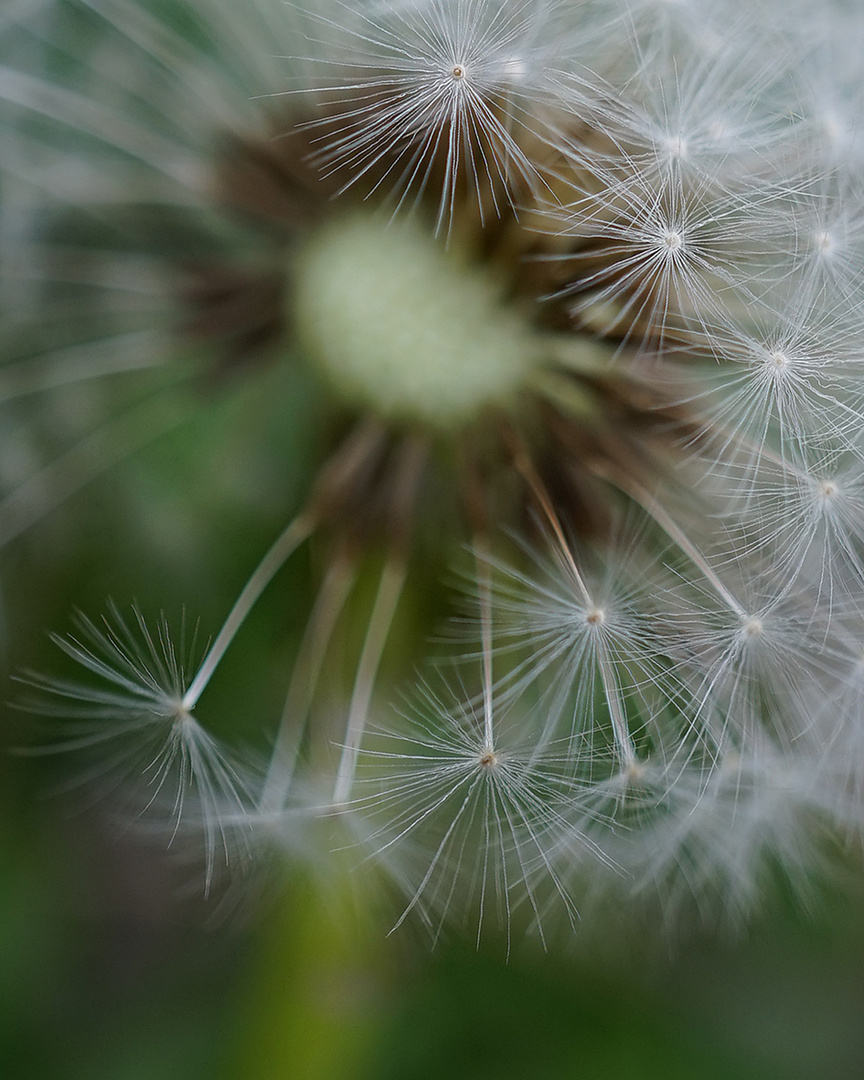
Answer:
[292,213,539,426]
[815,229,835,255]
[769,349,789,369]
[665,135,689,160]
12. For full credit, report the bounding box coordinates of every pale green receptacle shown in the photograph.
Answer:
[292,213,540,427]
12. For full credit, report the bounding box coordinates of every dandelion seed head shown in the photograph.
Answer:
[9,0,864,944]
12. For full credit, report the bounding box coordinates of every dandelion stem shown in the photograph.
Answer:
[259,552,357,814]
[597,650,639,770]
[504,426,593,605]
[332,556,407,806]
[182,512,315,710]
[475,536,495,750]
[611,472,747,619]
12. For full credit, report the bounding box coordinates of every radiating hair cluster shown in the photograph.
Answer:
[5,0,864,946]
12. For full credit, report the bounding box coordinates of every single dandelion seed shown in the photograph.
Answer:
[18,604,260,894]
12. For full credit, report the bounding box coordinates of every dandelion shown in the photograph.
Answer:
[5,0,864,944]
[289,0,566,233]
[17,604,259,894]
[355,636,593,950]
